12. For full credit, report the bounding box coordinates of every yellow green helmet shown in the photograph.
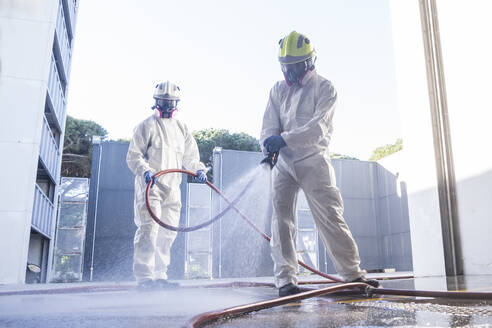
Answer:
[278,31,316,64]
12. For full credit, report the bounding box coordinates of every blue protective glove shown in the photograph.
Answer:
[263,135,287,153]
[144,171,157,188]
[196,170,207,183]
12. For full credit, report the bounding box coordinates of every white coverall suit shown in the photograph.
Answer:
[260,70,365,288]
[126,112,205,282]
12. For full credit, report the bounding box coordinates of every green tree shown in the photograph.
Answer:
[330,152,359,160]
[192,129,261,169]
[369,138,403,161]
[61,116,108,177]
[112,138,131,143]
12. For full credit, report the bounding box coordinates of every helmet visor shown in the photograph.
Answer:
[156,99,178,111]
[281,61,308,85]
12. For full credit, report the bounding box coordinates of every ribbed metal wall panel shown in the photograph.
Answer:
[47,54,66,129]
[211,149,273,278]
[39,115,60,182]
[84,145,412,281]
[84,142,188,281]
[55,0,72,83]
[62,0,77,39]
[211,151,412,276]
[32,184,55,238]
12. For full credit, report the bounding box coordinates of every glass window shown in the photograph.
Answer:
[188,208,211,227]
[53,254,82,282]
[55,228,85,253]
[187,230,210,253]
[189,184,211,207]
[186,252,210,279]
[297,210,314,229]
[59,203,86,227]
[297,230,318,272]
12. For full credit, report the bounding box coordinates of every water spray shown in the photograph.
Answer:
[145,168,343,282]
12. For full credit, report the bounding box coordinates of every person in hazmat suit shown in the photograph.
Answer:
[260,31,380,297]
[126,81,208,289]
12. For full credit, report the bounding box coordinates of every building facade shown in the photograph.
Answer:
[0,0,78,284]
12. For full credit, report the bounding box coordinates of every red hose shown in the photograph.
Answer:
[146,170,492,327]
[146,169,255,232]
[145,169,344,283]
[186,283,492,328]
[186,282,369,328]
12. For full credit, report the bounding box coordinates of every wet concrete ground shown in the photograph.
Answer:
[1,273,491,327]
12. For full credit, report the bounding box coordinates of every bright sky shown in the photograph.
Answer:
[67,0,401,160]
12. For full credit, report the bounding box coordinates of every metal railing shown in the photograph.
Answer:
[62,0,78,39]
[39,115,61,182]
[47,54,66,129]
[56,0,72,82]
[32,184,55,238]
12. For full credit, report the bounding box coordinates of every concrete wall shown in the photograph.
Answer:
[0,1,59,284]
[436,0,492,276]
[389,0,492,277]
[389,0,446,277]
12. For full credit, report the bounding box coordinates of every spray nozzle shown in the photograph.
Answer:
[260,151,279,169]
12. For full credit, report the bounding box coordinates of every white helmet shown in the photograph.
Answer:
[153,81,180,101]
[152,81,180,118]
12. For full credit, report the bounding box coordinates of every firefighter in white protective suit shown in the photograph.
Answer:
[260,31,380,297]
[126,81,207,289]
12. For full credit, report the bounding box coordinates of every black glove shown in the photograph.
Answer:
[263,135,287,153]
